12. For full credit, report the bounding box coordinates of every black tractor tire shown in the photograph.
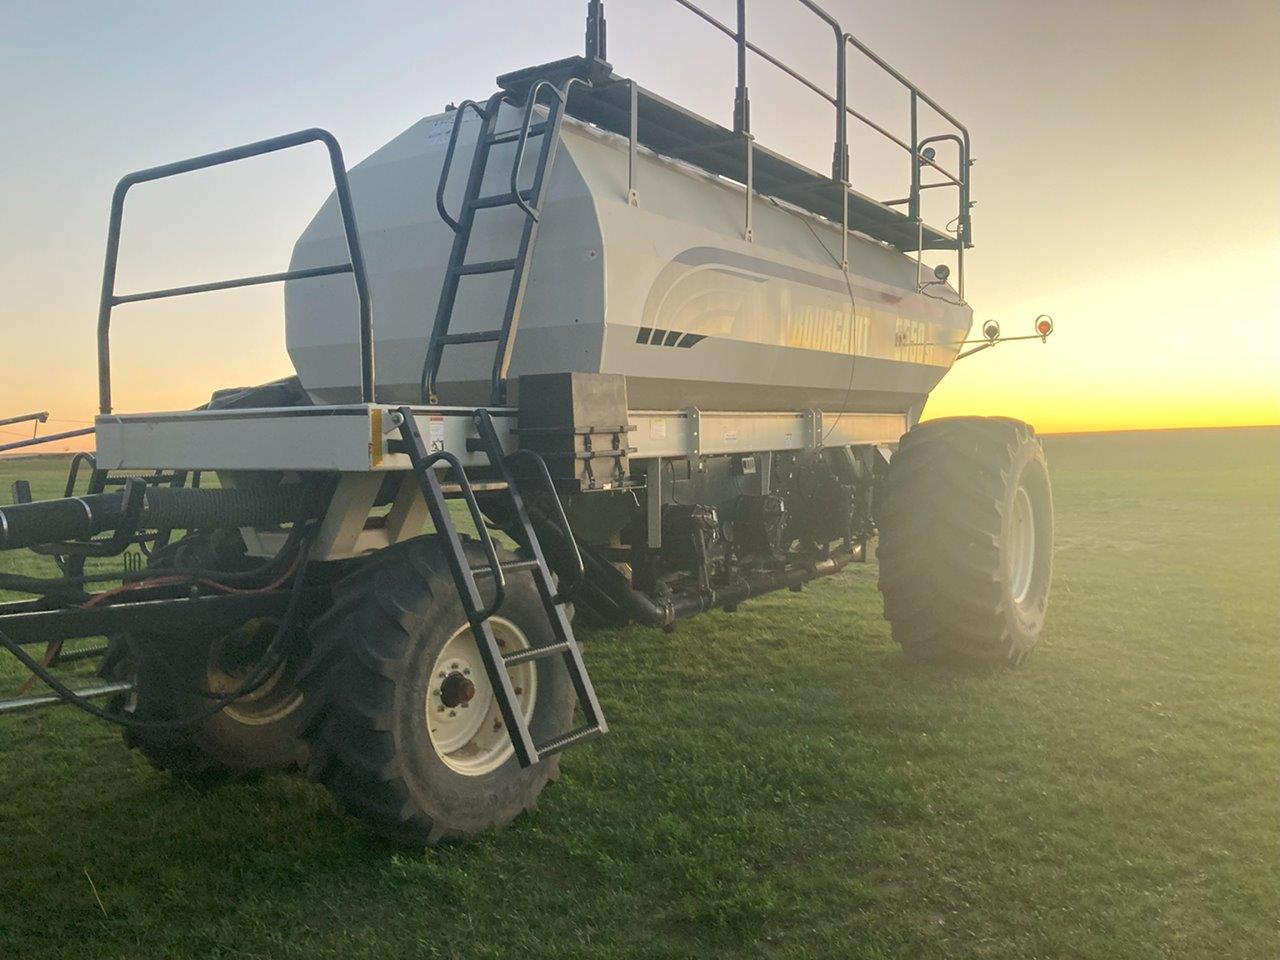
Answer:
[299,536,576,846]
[876,417,1053,664]
[102,532,309,783]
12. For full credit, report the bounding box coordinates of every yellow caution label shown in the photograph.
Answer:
[370,408,384,468]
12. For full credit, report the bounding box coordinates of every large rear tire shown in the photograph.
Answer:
[876,417,1053,664]
[299,536,576,845]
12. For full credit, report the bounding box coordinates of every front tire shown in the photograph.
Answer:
[299,536,576,845]
[876,417,1054,663]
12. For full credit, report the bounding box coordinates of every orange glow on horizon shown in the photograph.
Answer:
[6,240,1280,453]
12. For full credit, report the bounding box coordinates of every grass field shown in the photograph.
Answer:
[0,427,1276,959]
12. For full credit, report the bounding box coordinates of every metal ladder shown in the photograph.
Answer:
[395,406,606,767]
[422,81,578,406]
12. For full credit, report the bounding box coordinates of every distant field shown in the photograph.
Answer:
[0,427,1276,959]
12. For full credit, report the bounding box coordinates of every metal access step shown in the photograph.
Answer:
[396,406,606,767]
[498,56,956,253]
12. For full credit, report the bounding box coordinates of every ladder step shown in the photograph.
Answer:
[486,121,550,146]
[438,480,509,495]
[502,639,572,667]
[472,558,540,579]
[457,258,518,276]
[535,724,603,758]
[470,189,536,210]
[439,329,503,345]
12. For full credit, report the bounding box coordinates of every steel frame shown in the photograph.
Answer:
[93,405,904,475]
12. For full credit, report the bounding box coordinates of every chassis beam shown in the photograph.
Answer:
[0,590,322,646]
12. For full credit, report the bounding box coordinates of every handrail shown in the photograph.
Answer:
[844,33,972,246]
[654,0,973,254]
[507,450,586,603]
[509,78,589,220]
[669,0,846,176]
[510,81,562,220]
[96,128,374,414]
[420,448,508,619]
[843,31,970,145]
[436,100,491,232]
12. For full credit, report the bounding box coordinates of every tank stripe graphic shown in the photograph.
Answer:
[634,327,707,349]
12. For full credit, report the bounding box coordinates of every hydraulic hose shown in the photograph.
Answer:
[0,530,316,732]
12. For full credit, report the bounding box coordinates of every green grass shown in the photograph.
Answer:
[0,427,1276,959]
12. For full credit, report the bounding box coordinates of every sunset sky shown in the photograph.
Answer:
[2,0,1277,447]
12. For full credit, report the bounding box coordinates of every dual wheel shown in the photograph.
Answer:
[113,535,570,845]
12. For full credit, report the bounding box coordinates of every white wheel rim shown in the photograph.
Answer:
[426,617,537,777]
[205,619,303,727]
[1009,485,1036,604]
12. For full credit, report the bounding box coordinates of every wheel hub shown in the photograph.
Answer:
[426,618,538,776]
[439,671,476,708]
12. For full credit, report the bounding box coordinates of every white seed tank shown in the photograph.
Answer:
[285,102,972,413]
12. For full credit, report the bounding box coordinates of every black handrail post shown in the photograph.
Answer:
[909,90,920,223]
[833,31,848,182]
[961,134,973,247]
[585,0,607,61]
[959,134,971,298]
[97,183,129,415]
[322,134,376,404]
[832,25,849,267]
[733,0,750,135]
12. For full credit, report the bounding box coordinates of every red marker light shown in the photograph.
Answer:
[1036,317,1053,336]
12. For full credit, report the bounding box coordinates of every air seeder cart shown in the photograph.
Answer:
[0,0,1053,844]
